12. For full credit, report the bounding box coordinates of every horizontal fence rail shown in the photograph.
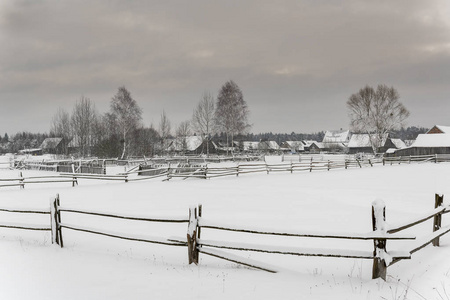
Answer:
[0,194,448,281]
[0,206,51,232]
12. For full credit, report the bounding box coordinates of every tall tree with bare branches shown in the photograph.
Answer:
[71,96,97,157]
[50,107,72,155]
[158,110,171,155]
[110,86,143,159]
[215,80,250,154]
[347,84,410,154]
[192,92,215,155]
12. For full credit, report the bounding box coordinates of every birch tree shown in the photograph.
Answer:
[215,80,250,154]
[110,86,143,159]
[347,84,409,154]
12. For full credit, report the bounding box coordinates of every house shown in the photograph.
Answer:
[387,126,450,156]
[168,136,217,155]
[347,134,402,154]
[302,140,318,152]
[40,138,65,155]
[280,141,305,153]
[242,141,260,153]
[309,141,326,153]
[322,130,351,152]
[258,140,280,153]
[426,125,450,134]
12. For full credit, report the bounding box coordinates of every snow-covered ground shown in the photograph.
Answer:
[0,156,449,299]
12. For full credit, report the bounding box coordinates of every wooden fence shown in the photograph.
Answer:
[0,194,448,280]
[184,194,449,279]
[383,154,450,165]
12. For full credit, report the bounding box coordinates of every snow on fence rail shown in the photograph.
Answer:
[1,194,448,280]
[383,154,450,164]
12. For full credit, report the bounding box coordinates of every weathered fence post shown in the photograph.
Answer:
[19,171,24,189]
[236,165,239,177]
[372,199,387,280]
[345,159,348,169]
[435,154,438,163]
[290,161,293,173]
[204,165,208,179]
[51,194,63,247]
[187,206,199,264]
[382,157,385,166]
[433,193,444,247]
[309,157,313,172]
[327,160,330,171]
[197,204,202,241]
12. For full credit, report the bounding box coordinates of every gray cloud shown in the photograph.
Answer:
[1,0,449,134]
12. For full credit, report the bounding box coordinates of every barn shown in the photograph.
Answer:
[387,127,450,156]
[40,137,65,155]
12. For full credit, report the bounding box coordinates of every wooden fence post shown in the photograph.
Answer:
[187,206,199,264]
[19,171,24,189]
[372,199,387,280]
[197,204,202,240]
[327,160,330,171]
[433,194,444,247]
[290,161,293,173]
[435,154,438,163]
[51,194,63,247]
[310,158,313,172]
[50,197,57,245]
[345,159,348,169]
[236,165,239,177]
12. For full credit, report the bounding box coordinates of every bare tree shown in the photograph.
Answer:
[110,86,143,159]
[347,84,410,154]
[215,80,250,154]
[192,92,215,156]
[158,110,171,155]
[176,121,191,154]
[71,96,97,157]
[50,107,71,155]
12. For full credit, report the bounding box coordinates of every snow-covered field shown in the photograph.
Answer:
[0,156,449,299]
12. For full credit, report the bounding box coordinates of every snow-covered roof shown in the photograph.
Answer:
[412,134,450,147]
[310,141,325,149]
[242,141,260,151]
[282,141,305,151]
[322,130,350,143]
[426,125,450,134]
[259,141,280,150]
[168,136,203,151]
[40,138,63,149]
[348,134,388,148]
[390,139,407,149]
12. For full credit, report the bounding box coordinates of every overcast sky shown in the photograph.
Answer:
[1,0,449,136]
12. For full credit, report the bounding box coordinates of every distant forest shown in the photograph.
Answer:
[0,126,429,155]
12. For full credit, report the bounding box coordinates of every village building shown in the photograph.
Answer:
[347,134,403,154]
[167,136,217,155]
[322,129,351,152]
[279,141,305,153]
[40,137,65,155]
[387,125,450,156]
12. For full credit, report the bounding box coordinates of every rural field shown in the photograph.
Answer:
[0,156,449,300]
